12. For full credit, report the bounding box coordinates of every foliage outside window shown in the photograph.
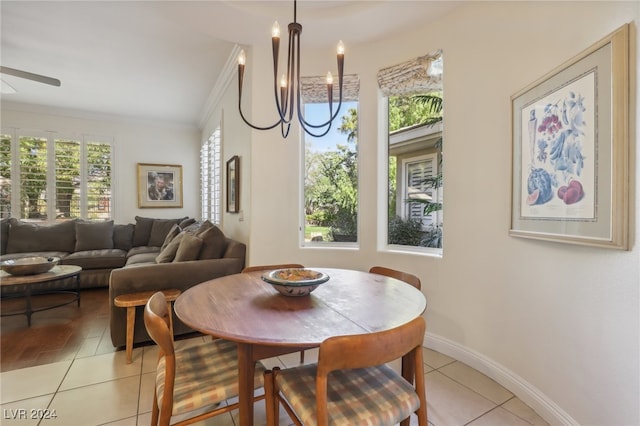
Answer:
[387,92,443,249]
[303,101,359,243]
[201,126,222,225]
[0,131,113,222]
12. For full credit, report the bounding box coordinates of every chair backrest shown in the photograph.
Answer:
[369,266,421,290]
[316,316,427,424]
[242,263,304,273]
[144,292,177,420]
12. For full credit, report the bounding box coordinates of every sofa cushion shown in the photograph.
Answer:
[197,224,227,259]
[148,219,183,247]
[125,252,159,266]
[127,246,160,258]
[1,218,10,255]
[155,232,186,263]
[173,233,203,262]
[132,216,155,247]
[113,224,134,251]
[63,249,127,269]
[6,218,76,253]
[75,220,114,251]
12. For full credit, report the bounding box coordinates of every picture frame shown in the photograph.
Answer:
[226,156,240,213]
[137,163,183,208]
[510,23,629,250]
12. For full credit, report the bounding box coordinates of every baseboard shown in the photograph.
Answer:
[424,332,578,425]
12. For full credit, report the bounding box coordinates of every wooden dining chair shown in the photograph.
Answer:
[241,263,304,273]
[144,292,266,426]
[369,265,422,290]
[242,263,308,364]
[263,316,428,426]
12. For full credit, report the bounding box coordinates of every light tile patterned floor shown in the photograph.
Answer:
[0,336,549,426]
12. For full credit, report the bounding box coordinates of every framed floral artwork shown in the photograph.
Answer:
[137,163,183,208]
[510,23,629,249]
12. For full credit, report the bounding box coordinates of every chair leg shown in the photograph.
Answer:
[264,370,276,426]
[166,301,174,337]
[151,392,159,426]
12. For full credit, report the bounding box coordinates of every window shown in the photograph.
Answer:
[301,74,360,244]
[201,126,222,224]
[303,101,359,243]
[0,130,113,222]
[379,51,444,250]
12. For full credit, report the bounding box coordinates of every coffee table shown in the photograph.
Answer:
[0,265,82,326]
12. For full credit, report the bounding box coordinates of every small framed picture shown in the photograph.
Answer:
[226,156,240,213]
[137,163,183,208]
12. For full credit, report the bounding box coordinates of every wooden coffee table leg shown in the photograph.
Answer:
[125,306,135,364]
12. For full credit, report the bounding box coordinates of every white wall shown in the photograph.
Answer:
[200,57,253,246]
[1,102,202,223]
[243,2,639,425]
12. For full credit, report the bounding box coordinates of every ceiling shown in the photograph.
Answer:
[1,1,459,126]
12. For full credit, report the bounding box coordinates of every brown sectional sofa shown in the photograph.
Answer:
[0,216,246,347]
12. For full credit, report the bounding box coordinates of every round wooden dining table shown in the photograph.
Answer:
[174,267,427,426]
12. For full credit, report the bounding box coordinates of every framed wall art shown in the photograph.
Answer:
[510,23,629,249]
[226,156,240,213]
[137,163,183,208]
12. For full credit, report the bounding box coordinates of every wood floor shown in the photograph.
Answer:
[1,288,117,372]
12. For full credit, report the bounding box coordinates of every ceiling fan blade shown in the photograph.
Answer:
[0,66,61,87]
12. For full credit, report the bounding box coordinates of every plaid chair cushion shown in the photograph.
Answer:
[156,339,265,416]
[276,363,421,425]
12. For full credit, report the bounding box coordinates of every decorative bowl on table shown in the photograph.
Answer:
[262,268,330,297]
[0,256,60,276]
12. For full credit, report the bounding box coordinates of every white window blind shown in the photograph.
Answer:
[201,127,221,225]
[404,155,437,227]
[19,135,48,220]
[377,50,443,97]
[55,139,81,219]
[1,130,113,222]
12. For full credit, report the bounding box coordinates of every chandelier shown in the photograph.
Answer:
[237,0,345,138]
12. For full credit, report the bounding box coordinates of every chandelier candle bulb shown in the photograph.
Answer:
[326,72,333,85]
[272,21,280,38]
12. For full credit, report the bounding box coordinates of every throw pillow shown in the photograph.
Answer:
[173,233,203,262]
[132,216,155,247]
[6,219,76,253]
[179,217,197,229]
[148,218,183,247]
[160,224,181,251]
[75,220,114,251]
[155,232,186,263]
[113,224,134,251]
[197,224,226,259]
[1,217,10,255]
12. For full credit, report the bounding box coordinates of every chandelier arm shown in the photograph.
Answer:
[280,122,292,138]
[272,35,287,122]
[238,64,283,131]
[287,24,300,123]
[295,79,334,137]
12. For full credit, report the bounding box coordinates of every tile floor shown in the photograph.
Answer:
[0,335,549,426]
